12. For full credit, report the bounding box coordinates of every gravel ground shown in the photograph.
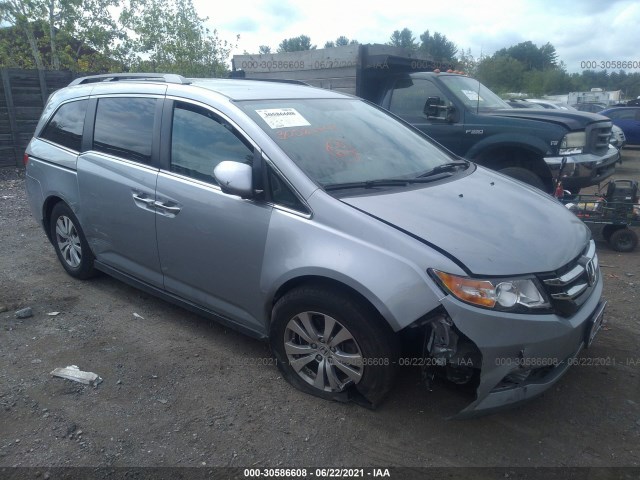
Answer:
[1,151,640,476]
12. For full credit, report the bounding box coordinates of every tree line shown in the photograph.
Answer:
[0,0,234,76]
[470,41,640,98]
[268,29,457,64]
[1,5,638,98]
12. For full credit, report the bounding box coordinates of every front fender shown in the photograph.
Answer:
[465,132,551,161]
[260,208,446,333]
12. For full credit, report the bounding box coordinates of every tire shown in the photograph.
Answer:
[498,167,546,191]
[602,224,624,242]
[50,202,96,279]
[608,228,638,252]
[270,285,399,408]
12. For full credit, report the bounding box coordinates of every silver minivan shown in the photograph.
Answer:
[25,74,606,416]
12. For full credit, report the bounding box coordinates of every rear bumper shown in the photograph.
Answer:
[545,146,619,190]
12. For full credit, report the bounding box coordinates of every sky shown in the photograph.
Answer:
[196,0,640,74]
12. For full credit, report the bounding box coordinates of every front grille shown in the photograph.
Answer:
[585,122,612,155]
[538,240,599,316]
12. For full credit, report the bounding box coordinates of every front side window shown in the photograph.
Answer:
[93,97,156,163]
[389,79,448,117]
[40,99,88,151]
[170,102,253,184]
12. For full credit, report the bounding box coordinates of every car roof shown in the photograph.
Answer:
[525,99,576,110]
[65,74,351,102]
[189,79,349,101]
[600,106,639,113]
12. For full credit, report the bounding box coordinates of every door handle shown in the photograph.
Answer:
[154,201,181,214]
[132,193,155,207]
[133,195,155,205]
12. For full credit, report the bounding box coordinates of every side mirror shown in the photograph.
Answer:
[214,161,254,198]
[424,96,441,117]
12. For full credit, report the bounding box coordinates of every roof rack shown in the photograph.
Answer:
[69,73,191,86]
[243,77,310,86]
[228,71,309,86]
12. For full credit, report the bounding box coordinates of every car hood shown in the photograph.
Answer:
[340,167,590,276]
[486,109,611,130]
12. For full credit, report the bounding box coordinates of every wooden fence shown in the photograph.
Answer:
[0,68,85,167]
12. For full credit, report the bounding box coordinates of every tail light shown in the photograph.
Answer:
[23,153,29,166]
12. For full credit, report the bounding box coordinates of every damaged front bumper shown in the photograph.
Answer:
[429,275,605,418]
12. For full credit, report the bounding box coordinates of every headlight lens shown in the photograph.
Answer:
[431,270,550,311]
[559,132,586,155]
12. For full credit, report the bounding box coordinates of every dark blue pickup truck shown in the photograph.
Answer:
[233,44,619,193]
[375,70,618,192]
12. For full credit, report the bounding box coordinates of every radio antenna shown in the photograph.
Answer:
[476,46,483,114]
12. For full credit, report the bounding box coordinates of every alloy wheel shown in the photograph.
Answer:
[283,311,364,392]
[55,215,82,268]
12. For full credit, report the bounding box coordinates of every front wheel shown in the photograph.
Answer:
[50,202,96,279]
[270,285,398,407]
[498,167,546,191]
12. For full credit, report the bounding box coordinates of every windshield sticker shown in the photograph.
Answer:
[277,124,336,140]
[461,89,482,101]
[256,108,311,129]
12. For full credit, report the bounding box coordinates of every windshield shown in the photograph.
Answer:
[442,76,510,111]
[237,99,453,186]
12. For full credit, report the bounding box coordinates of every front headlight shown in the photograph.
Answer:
[559,132,586,155]
[430,270,550,312]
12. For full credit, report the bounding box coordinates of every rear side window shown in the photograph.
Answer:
[93,97,156,164]
[40,99,88,152]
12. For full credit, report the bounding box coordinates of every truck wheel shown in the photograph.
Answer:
[270,285,398,407]
[608,228,638,252]
[498,167,546,191]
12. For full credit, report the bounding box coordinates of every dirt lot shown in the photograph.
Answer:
[1,151,640,475]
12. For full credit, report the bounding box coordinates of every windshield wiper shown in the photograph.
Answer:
[417,160,470,178]
[324,173,453,192]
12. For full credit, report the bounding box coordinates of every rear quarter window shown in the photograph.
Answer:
[40,99,88,152]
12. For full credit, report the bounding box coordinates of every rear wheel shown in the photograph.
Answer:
[270,285,398,407]
[50,202,96,279]
[608,228,638,252]
[602,224,624,242]
[498,167,546,191]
